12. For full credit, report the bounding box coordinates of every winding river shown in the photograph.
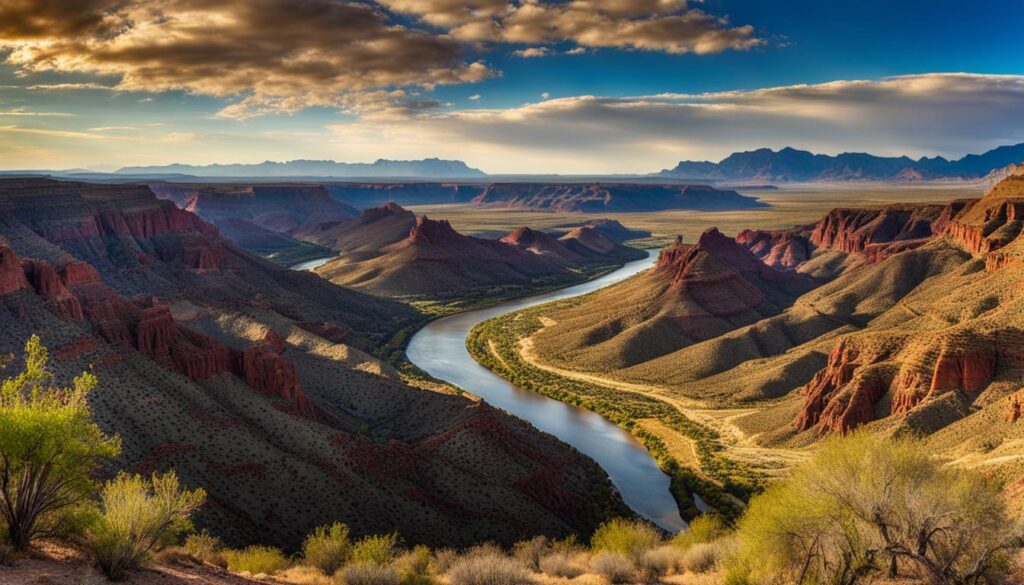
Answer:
[406,251,686,532]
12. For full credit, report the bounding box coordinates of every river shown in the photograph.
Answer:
[406,251,686,532]
[290,256,337,271]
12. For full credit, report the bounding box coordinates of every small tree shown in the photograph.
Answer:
[86,470,206,580]
[736,432,1022,585]
[0,335,120,550]
[591,518,662,562]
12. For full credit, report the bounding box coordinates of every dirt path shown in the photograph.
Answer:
[519,327,807,477]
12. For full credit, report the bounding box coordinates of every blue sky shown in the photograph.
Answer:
[0,0,1022,173]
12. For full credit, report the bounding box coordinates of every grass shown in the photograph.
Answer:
[467,303,765,520]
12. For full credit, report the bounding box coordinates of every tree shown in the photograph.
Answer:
[0,335,120,550]
[736,432,1021,585]
[86,470,206,580]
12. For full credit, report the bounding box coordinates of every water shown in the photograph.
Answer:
[290,256,336,271]
[407,251,686,532]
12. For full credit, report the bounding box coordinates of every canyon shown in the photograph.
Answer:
[0,177,628,550]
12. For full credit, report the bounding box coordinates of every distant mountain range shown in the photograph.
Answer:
[116,158,487,178]
[658,142,1024,183]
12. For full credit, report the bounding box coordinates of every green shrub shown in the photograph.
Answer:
[0,335,121,550]
[590,518,662,561]
[303,522,352,575]
[446,552,533,585]
[671,514,727,549]
[736,432,1021,585]
[184,530,223,564]
[85,470,206,580]
[395,545,435,585]
[339,562,401,585]
[224,545,290,575]
[350,533,398,566]
[588,551,635,584]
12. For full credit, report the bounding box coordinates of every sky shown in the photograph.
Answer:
[0,0,1022,174]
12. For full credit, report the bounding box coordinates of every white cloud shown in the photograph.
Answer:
[468,94,481,100]
[541,92,550,99]
[512,47,550,58]
[326,74,1024,174]
[26,82,114,91]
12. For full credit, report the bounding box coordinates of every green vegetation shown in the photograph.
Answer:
[302,522,352,575]
[85,470,206,580]
[735,432,1021,585]
[259,241,336,268]
[467,304,763,519]
[350,532,399,566]
[223,545,291,575]
[0,335,121,551]
[590,518,661,561]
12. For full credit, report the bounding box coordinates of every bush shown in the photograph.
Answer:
[395,545,435,585]
[303,522,352,575]
[447,552,534,585]
[736,432,1022,585]
[512,536,548,570]
[680,542,721,574]
[672,515,727,550]
[640,545,686,575]
[0,336,121,550]
[591,518,662,561]
[85,471,206,580]
[351,533,399,566]
[223,545,290,575]
[184,531,223,564]
[588,551,635,584]
[539,552,584,578]
[430,548,459,574]
[339,563,402,585]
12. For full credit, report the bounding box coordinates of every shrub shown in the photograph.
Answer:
[538,552,583,578]
[223,545,290,575]
[0,336,121,550]
[303,522,352,575]
[447,552,534,585]
[640,545,686,575]
[339,562,401,585]
[672,515,727,550]
[184,530,223,564]
[680,542,721,574]
[85,470,206,580]
[736,432,1022,585]
[590,518,662,561]
[350,533,399,566]
[588,551,635,584]
[430,548,459,574]
[395,545,435,585]
[512,535,548,570]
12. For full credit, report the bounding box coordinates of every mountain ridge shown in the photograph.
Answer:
[117,158,487,179]
[659,143,1024,183]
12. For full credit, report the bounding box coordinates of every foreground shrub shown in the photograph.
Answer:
[303,522,352,575]
[447,552,534,585]
[680,542,722,574]
[224,545,290,575]
[672,515,727,550]
[589,551,635,584]
[430,548,459,573]
[184,530,223,564]
[351,532,399,566]
[395,545,434,585]
[737,432,1021,585]
[0,335,121,550]
[85,470,206,580]
[640,545,686,575]
[513,535,549,570]
[539,551,584,578]
[339,562,401,585]
[591,518,662,561]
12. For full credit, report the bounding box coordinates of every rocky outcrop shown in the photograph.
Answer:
[408,216,460,245]
[0,244,29,295]
[795,337,895,433]
[297,321,350,343]
[736,229,813,270]
[809,205,942,260]
[21,259,84,319]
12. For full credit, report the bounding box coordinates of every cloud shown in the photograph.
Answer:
[0,0,492,119]
[26,82,114,91]
[565,47,589,55]
[468,94,481,100]
[0,108,74,117]
[512,47,550,58]
[327,74,1024,173]
[541,92,550,99]
[378,0,761,54]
